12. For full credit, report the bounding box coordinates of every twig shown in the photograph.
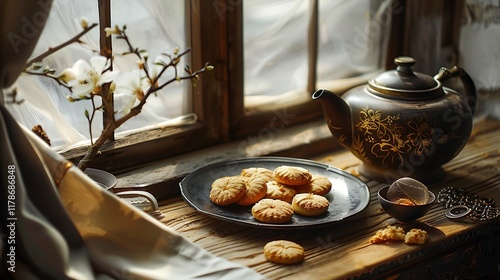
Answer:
[26,23,98,66]
[22,71,72,91]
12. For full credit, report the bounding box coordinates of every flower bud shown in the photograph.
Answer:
[80,17,88,29]
[109,81,116,93]
[104,26,120,37]
[137,60,145,69]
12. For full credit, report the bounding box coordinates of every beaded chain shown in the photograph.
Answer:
[437,187,500,221]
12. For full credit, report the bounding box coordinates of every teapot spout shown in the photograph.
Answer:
[312,89,352,147]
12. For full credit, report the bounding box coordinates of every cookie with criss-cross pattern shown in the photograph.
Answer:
[274,165,312,186]
[295,175,332,195]
[292,193,329,216]
[251,198,293,224]
[265,181,297,203]
[209,176,246,206]
[236,175,268,206]
[241,167,275,183]
[264,240,305,265]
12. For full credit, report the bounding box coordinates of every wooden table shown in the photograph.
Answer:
[157,120,500,279]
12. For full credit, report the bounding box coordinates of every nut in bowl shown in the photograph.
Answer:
[378,186,435,222]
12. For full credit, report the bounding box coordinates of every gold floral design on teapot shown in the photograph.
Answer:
[353,108,459,169]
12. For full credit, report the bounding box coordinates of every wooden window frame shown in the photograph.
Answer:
[62,0,465,174]
[62,0,225,172]
[226,0,323,139]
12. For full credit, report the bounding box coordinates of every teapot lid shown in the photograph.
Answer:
[368,56,443,100]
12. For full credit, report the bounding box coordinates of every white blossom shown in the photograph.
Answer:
[114,69,145,115]
[67,56,118,98]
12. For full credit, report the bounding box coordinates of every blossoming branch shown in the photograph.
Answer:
[23,19,213,171]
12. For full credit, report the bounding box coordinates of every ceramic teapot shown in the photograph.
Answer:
[313,56,476,184]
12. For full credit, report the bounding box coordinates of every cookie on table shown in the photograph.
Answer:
[369,225,405,244]
[274,165,312,186]
[265,181,297,203]
[209,176,246,206]
[404,228,428,244]
[251,198,294,224]
[295,175,332,196]
[241,167,275,183]
[292,193,329,216]
[236,175,268,206]
[264,240,305,265]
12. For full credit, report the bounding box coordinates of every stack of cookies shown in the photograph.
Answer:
[209,165,333,224]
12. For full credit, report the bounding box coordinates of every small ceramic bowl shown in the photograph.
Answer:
[377,186,435,222]
[84,168,117,190]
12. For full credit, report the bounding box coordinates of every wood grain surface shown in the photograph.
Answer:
[157,120,500,279]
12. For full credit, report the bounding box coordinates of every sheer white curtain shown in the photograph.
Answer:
[4,0,189,149]
[459,0,500,120]
[244,0,391,110]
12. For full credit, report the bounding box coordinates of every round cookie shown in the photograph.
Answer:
[237,176,268,206]
[241,167,275,183]
[209,176,246,206]
[295,175,332,195]
[251,199,294,224]
[264,240,305,265]
[292,193,329,216]
[265,181,297,203]
[274,166,312,186]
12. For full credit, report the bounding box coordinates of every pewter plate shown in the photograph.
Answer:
[179,157,370,229]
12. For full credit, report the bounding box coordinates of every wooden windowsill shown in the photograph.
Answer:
[113,117,500,201]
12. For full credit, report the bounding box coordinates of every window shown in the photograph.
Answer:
[229,0,392,138]
[459,0,500,120]
[4,0,407,172]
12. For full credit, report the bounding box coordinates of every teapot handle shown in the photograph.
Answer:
[434,66,477,115]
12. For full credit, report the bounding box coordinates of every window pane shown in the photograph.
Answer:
[243,0,309,111]
[459,0,500,119]
[243,0,389,112]
[317,0,388,87]
[5,0,188,149]
[110,0,190,135]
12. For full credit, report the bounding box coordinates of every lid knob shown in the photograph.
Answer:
[395,56,415,74]
[368,56,442,99]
